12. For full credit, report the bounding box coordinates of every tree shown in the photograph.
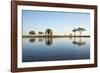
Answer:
[77,27,86,36]
[72,28,77,36]
[39,32,44,34]
[29,31,35,36]
[38,32,44,36]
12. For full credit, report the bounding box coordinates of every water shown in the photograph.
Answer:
[22,37,90,62]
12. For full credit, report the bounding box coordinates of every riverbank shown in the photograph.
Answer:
[22,35,90,38]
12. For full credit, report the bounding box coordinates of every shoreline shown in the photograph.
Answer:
[22,35,90,38]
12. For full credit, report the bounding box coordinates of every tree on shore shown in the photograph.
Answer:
[77,27,86,36]
[72,28,77,36]
[29,31,35,36]
[38,32,44,36]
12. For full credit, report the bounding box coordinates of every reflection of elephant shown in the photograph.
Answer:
[45,37,53,46]
[72,37,86,46]
[29,38,36,43]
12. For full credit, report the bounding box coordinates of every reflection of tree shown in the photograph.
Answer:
[38,38,43,42]
[72,37,86,46]
[29,38,36,43]
[45,37,53,46]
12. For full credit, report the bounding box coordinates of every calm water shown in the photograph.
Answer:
[22,37,90,62]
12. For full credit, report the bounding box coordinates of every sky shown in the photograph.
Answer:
[22,10,90,35]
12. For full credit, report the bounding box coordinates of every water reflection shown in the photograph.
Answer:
[72,40,86,46]
[38,38,43,42]
[29,38,36,43]
[23,37,90,62]
[72,37,86,46]
[28,37,86,46]
[45,37,53,46]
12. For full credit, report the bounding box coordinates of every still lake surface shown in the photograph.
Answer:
[22,37,90,62]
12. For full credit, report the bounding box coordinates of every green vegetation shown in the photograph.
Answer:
[29,31,35,36]
[39,32,44,34]
[77,27,86,36]
[72,28,77,36]
[72,27,86,36]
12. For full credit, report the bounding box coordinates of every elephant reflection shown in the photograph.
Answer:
[72,37,86,46]
[45,37,53,46]
[29,38,36,43]
[29,37,53,46]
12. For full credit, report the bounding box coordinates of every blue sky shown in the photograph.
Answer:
[22,10,90,35]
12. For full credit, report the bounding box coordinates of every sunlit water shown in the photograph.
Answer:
[22,37,90,62]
